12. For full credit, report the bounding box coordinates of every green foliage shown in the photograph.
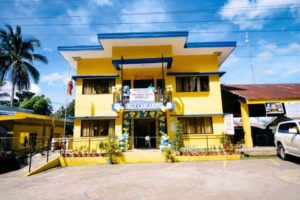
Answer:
[0,25,48,106]
[54,100,75,135]
[172,120,184,153]
[54,100,75,118]
[163,147,175,162]
[220,132,229,145]
[99,136,120,164]
[19,95,53,115]
[16,91,35,103]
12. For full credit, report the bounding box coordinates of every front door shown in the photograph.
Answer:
[134,119,156,148]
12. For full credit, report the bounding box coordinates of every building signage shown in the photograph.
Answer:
[125,102,163,111]
[265,102,284,115]
[284,102,300,118]
[224,114,234,135]
[130,89,155,102]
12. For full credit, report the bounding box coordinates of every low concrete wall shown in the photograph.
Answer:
[60,152,240,166]
[25,152,241,176]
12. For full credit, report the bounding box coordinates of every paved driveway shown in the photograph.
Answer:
[1,158,300,200]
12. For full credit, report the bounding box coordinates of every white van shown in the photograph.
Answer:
[274,120,300,160]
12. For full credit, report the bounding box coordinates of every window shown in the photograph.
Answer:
[176,76,209,92]
[81,120,115,137]
[83,79,115,94]
[179,117,213,134]
[278,122,299,134]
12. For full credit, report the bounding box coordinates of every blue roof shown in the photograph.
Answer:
[57,45,103,51]
[97,31,189,40]
[0,105,34,114]
[185,41,237,48]
[58,31,236,53]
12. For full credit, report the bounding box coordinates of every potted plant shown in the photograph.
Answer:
[172,120,184,156]
[99,136,121,164]
[91,149,97,157]
[163,147,175,163]
[72,148,78,157]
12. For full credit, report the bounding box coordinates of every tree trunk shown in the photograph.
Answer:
[10,77,16,107]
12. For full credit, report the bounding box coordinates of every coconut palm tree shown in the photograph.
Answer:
[0,25,48,106]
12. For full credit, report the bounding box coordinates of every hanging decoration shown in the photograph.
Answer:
[119,111,169,152]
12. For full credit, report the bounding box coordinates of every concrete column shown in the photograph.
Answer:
[240,102,253,147]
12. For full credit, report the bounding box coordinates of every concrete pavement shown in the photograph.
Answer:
[0,158,300,200]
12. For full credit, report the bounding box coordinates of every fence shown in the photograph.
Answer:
[56,134,236,155]
[0,136,51,172]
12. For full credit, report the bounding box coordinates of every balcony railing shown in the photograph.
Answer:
[113,90,172,104]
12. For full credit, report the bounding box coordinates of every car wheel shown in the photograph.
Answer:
[278,145,286,160]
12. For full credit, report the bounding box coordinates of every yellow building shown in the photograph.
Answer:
[58,31,236,151]
[0,105,64,151]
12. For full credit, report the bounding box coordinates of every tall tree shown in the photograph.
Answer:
[19,95,53,115]
[16,91,35,103]
[0,25,48,107]
[54,100,75,135]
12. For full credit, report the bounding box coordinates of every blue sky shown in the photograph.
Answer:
[0,0,300,110]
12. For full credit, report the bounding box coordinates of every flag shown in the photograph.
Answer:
[67,70,73,95]
[68,79,73,95]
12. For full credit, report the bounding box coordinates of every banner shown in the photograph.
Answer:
[130,89,155,102]
[265,102,284,115]
[285,102,300,118]
[224,114,235,135]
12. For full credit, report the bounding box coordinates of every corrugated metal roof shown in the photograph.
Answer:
[222,84,300,100]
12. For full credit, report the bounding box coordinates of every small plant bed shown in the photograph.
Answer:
[61,145,109,158]
[180,145,240,157]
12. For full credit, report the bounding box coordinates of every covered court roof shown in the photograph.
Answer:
[222,84,300,100]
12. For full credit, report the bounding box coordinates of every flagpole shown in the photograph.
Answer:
[63,68,71,138]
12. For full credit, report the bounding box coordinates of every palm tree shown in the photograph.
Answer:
[0,25,48,106]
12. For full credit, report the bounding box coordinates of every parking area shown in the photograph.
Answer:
[1,157,300,200]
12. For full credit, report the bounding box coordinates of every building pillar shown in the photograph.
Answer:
[240,101,253,147]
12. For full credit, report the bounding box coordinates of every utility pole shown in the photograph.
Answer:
[245,32,255,84]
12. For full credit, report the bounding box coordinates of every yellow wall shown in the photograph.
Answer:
[112,45,172,60]
[10,120,64,149]
[74,46,225,148]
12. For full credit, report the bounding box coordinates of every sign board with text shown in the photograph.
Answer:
[265,102,284,115]
[224,114,235,135]
[130,89,155,102]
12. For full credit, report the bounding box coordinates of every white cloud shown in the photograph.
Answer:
[256,42,300,60]
[92,0,112,6]
[43,47,53,52]
[114,0,171,32]
[41,72,68,85]
[188,23,232,42]
[219,0,299,30]
[1,82,41,97]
